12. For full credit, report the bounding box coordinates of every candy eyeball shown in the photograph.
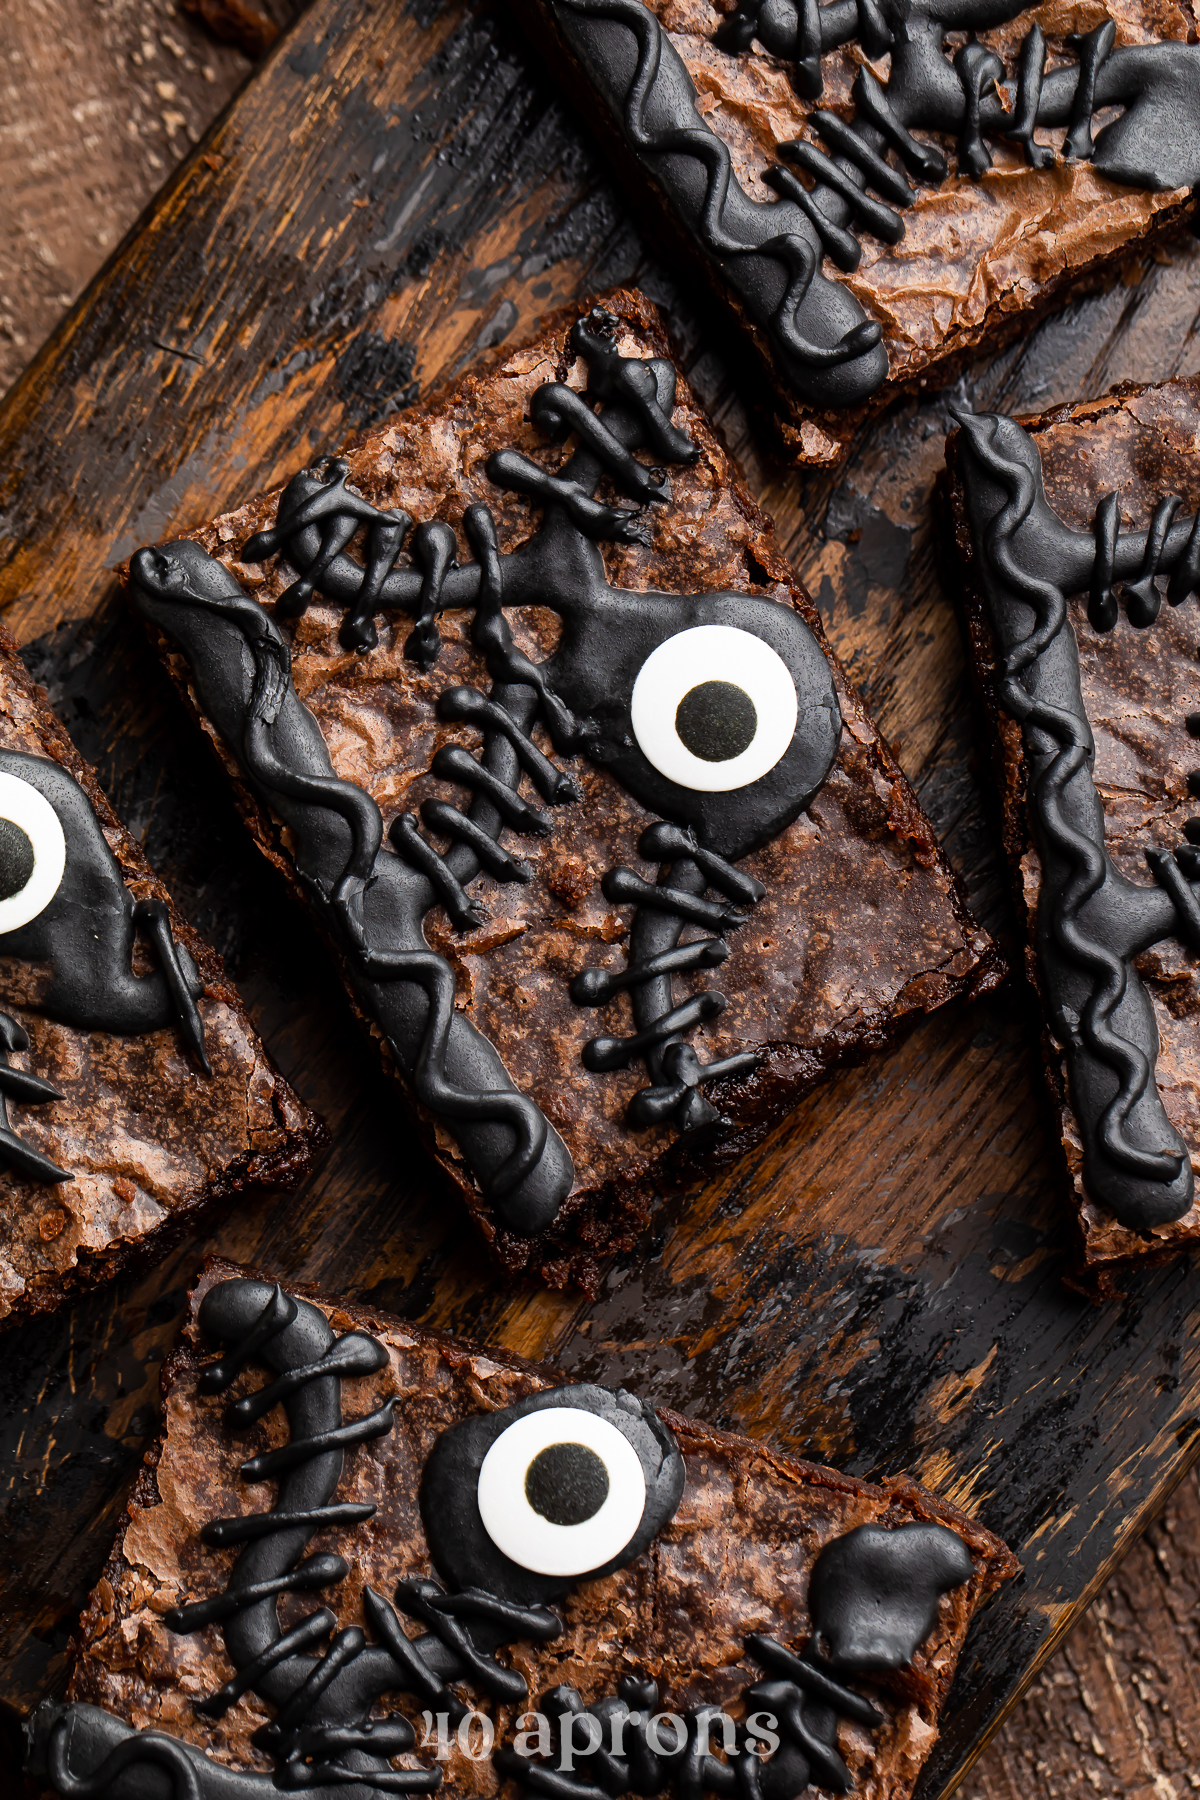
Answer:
[0,772,67,935]
[476,1404,648,1577]
[630,624,799,793]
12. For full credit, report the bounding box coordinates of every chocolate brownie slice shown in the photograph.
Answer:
[26,1256,1017,1797]
[506,0,1200,465]
[128,289,1000,1294]
[0,628,324,1329]
[941,373,1200,1292]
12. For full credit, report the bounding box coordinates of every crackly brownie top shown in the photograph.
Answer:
[531,0,1198,448]
[660,0,1195,377]
[129,290,991,1252]
[948,375,1200,1265]
[0,636,314,1324]
[47,1260,1014,1798]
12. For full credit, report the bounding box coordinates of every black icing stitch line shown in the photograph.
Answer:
[543,0,1200,411]
[955,407,1200,1229]
[576,825,766,1134]
[0,1011,71,1185]
[30,1278,976,1799]
[494,1654,880,1800]
[131,308,842,1188]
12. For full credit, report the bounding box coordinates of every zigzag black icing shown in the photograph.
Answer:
[129,308,843,1210]
[546,0,887,410]
[527,0,1200,412]
[953,407,1200,1229]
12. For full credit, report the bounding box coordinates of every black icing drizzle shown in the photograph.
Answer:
[0,748,210,1185]
[536,0,1200,410]
[0,750,208,1059]
[28,1274,978,1800]
[955,407,1200,1229]
[129,309,842,1221]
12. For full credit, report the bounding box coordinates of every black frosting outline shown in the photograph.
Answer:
[0,748,210,1184]
[26,1273,979,1800]
[421,1382,686,1606]
[529,0,1200,411]
[129,310,843,1214]
[954,406,1200,1229]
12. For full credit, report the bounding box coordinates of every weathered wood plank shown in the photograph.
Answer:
[2,2,1200,1795]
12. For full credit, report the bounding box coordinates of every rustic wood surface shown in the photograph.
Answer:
[2,4,1200,1798]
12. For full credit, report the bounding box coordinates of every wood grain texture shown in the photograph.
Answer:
[964,1463,1200,1800]
[0,0,260,398]
[2,2,1200,1797]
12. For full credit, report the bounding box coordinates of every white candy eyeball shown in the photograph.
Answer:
[0,773,66,934]
[630,624,799,793]
[476,1405,647,1578]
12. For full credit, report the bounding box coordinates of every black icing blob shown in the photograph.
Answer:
[808,1522,975,1673]
[420,1383,685,1606]
[0,748,206,1048]
[0,819,35,901]
[540,590,840,861]
[956,408,1200,1228]
[675,681,758,763]
[526,1442,610,1524]
[547,0,1200,413]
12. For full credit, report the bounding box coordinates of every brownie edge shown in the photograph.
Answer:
[130,286,1002,1295]
[33,1252,1018,1800]
[0,627,327,1329]
[939,376,1200,1294]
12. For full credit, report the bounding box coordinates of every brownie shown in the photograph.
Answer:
[25,1255,1017,1797]
[941,373,1200,1292]
[0,626,325,1329]
[126,290,1001,1292]
[506,0,1200,465]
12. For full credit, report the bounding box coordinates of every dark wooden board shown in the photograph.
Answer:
[1,1,1200,1793]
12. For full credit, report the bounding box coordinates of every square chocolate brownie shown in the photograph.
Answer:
[25,1257,1017,1797]
[507,0,1200,464]
[942,373,1200,1291]
[128,289,1000,1293]
[0,631,324,1330]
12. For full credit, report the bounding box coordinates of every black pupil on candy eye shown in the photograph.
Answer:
[524,1442,610,1525]
[0,819,36,901]
[674,681,757,763]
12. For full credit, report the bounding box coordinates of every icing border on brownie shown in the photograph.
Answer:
[129,309,844,1219]
[26,1272,978,1799]
[954,406,1200,1229]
